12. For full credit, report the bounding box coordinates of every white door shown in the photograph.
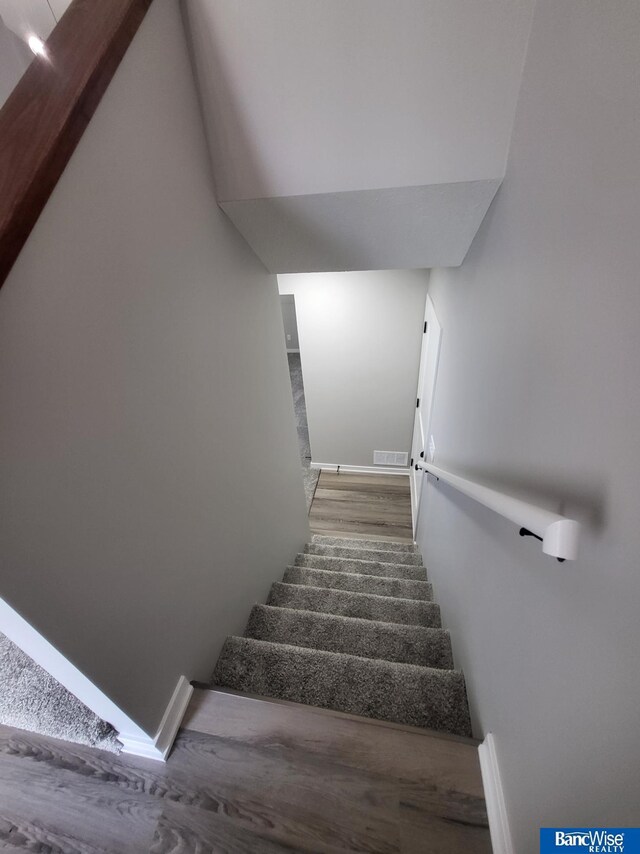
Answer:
[410,296,442,530]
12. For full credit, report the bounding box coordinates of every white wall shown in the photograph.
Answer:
[279,271,427,468]
[416,1,640,849]
[0,0,309,737]
[185,0,533,201]
[0,16,32,108]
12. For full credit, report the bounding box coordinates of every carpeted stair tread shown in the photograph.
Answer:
[0,633,121,753]
[312,534,417,553]
[295,553,425,581]
[304,543,424,566]
[212,636,471,736]
[245,604,454,668]
[267,582,441,627]
[283,565,433,601]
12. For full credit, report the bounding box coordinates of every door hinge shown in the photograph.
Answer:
[410,457,414,467]
[416,397,420,408]
[424,321,427,333]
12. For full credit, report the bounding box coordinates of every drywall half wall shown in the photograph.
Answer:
[279,271,428,469]
[0,0,309,738]
[416,1,640,850]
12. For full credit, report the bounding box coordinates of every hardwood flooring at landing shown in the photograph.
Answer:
[0,689,491,853]
[309,472,414,542]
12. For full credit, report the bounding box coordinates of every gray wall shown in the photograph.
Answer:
[184,0,532,275]
[0,17,32,109]
[184,0,533,201]
[0,0,309,736]
[416,1,640,849]
[280,295,299,350]
[279,271,428,467]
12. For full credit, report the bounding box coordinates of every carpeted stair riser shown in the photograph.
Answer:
[304,543,424,566]
[312,534,418,553]
[283,565,433,601]
[295,553,425,581]
[213,636,471,736]
[245,604,454,668]
[267,582,441,627]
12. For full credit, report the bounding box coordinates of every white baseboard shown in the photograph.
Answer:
[310,462,410,477]
[0,596,191,762]
[478,733,514,854]
[119,676,193,761]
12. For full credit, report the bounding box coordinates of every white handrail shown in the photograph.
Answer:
[415,461,580,561]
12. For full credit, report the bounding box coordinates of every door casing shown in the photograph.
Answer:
[410,295,442,532]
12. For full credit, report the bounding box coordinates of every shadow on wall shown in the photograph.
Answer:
[221,191,365,274]
[182,0,269,200]
[184,0,362,273]
[430,463,607,533]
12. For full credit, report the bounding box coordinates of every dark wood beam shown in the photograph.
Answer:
[0,0,153,289]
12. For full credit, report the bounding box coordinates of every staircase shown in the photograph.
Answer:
[213,534,472,737]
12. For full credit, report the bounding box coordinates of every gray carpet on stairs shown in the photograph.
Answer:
[287,353,319,510]
[283,565,433,600]
[311,534,417,552]
[304,542,424,565]
[0,633,121,752]
[267,581,441,626]
[213,636,471,736]
[245,604,454,668]
[212,536,472,736]
[295,552,426,580]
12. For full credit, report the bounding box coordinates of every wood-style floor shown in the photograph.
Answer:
[0,689,491,853]
[309,471,414,543]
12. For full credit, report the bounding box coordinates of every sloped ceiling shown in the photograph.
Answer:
[184,0,534,272]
